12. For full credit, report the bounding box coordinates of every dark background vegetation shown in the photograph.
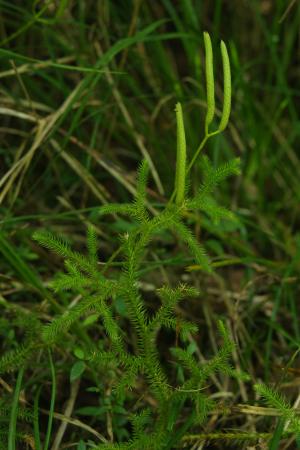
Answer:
[1,1,300,448]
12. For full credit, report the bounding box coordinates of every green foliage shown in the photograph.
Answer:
[8,366,24,450]
[170,219,211,272]
[134,160,151,222]
[219,40,232,132]
[255,383,300,438]
[26,147,241,447]
[203,32,215,132]
[1,3,299,449]
[0,30,246,449]
[33,230,98,277]
[0,344,33,374]
[175,102,187,206]
[186,32,232,173]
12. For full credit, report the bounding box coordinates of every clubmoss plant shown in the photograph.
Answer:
[187,32,232,175]
[254,383,300,443]
[0,32,247,449]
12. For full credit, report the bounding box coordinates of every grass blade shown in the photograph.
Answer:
[8,366,25,450]
[44,350,56,450]
[33,386,42,450]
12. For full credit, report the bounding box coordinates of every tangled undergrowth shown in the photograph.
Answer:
[1,2,300,449]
